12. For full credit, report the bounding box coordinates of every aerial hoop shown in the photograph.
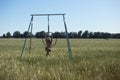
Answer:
[42,32,57,47]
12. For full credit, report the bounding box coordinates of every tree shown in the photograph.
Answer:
[78,30,82,38]
[53,32,61,38]
[35,31,45,38]
[35,32,40,38]
[69,32,78,38]
[82,30,89,38]
[23,31,34,38]
[2,34,6,38]
[13,31,21,38]
[89,32,94,38]
[6,32,11,38]
[111,33,120,38]
[94,32,100,38]
[23,31,28,38]
[60,32,66,38]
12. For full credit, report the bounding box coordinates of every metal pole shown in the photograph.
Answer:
[29,16,33,54]
[31,14,65,16]
[20,16,33,61]
[63,15,72,64]
[48,15,50,35]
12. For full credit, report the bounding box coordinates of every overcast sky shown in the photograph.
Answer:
[0,0,120,36]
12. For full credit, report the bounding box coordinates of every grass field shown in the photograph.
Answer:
[0,38,120,80]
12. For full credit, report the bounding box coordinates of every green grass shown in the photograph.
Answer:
[0,39,120,80]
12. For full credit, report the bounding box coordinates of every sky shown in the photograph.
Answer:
[0,0,120,36]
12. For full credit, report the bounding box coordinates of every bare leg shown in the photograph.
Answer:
[46,51,49,56]
[45,47,51,56]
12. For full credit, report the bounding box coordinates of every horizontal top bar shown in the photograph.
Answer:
[31,13,66,16]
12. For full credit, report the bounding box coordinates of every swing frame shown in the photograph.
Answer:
[20,13,72,64]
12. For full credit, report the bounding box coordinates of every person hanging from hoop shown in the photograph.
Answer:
[45,35,53,56]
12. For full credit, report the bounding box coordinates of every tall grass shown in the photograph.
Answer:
[0,39,120,80]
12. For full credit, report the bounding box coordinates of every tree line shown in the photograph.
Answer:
[1,30,120,39]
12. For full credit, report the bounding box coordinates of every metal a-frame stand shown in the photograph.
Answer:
[20,14,72,64]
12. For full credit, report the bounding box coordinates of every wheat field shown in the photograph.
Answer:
[0,39,120,80]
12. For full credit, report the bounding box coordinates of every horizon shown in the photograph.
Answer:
[1,29,120,37]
